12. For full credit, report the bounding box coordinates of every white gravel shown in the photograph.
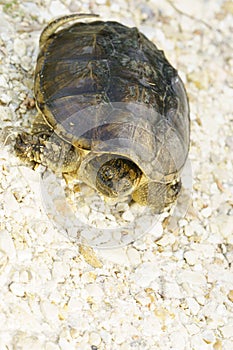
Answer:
[0,0,233,349]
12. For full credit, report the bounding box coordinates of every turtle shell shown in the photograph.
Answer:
[35,19,190,182]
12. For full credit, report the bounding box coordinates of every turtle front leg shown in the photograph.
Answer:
[15,115,80,174]
[132,179,181,213]
[15,131,45,166]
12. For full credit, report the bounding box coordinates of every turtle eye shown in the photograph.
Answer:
[102,166,114,180]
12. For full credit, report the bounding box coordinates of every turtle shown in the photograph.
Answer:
[15,13,190,213]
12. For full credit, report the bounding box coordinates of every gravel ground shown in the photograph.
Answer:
[0,0,233,349]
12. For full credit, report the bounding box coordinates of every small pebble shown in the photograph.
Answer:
[0,92,12,104]
[0,76,8,88]
[40,300,59,321]
[9,282,25,297]
[186,297,200,315]
[202,330,215,344]
[201,206,212,218]
[133,262,160,287]
[49,0,67,16]
[220,325,233,338]
[13,38,26,57]
[122,209,134,222]
[79,245,103,268]
[213,339,222,350]
[45,343,60,350]
[178,271,206,286]
[227,290,233,303]
[126,247,141,265]
[163,281,182,299]
[184,250,199,265]
[99,247,129,265]
[70,328,79,339]
[169,331,187,349]
[0,230,16,259]
[156,233,176,247]
[52,261,70,281]
[148,221,163,238]
[89,332,101,346]
[186,324,200,335]
[19,270,30,283]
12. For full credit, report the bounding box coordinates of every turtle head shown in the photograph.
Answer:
[96,157,142,199]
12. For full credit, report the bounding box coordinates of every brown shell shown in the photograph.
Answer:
[35,18,190,182]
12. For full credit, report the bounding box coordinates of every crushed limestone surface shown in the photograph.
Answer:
[0,1,232,349]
